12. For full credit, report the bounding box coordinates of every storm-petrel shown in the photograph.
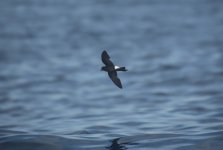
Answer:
[101,50,127,89]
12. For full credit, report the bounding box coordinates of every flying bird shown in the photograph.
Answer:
[101,50,127,89]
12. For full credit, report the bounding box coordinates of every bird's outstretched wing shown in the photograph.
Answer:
[101,50,114,66]
[108,71,123,89]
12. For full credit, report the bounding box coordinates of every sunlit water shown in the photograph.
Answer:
[0,0,223,149]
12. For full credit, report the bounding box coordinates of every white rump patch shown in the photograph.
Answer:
[115,66,120,69]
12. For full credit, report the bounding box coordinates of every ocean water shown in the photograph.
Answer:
[0,0,223,149]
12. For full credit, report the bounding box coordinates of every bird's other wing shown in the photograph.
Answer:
[108,71,123,89]
[101,50,114,66]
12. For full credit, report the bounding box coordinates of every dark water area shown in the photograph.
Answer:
[0,0,223,149]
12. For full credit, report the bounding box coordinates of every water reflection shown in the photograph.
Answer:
[107,138,127,150]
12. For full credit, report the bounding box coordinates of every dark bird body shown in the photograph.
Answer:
[101,50,127,89]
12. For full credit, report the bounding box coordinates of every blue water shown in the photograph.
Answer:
[0,0,223,149]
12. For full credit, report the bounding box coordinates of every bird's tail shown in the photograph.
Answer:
[116,67,127,71]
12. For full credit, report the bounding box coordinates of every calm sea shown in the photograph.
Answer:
[0,0,223,149]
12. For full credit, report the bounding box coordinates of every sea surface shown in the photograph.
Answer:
[0,0,223,150]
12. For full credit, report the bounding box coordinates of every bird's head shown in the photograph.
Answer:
[101,66,106,71]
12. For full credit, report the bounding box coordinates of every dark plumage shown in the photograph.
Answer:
[101,50,127,89]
